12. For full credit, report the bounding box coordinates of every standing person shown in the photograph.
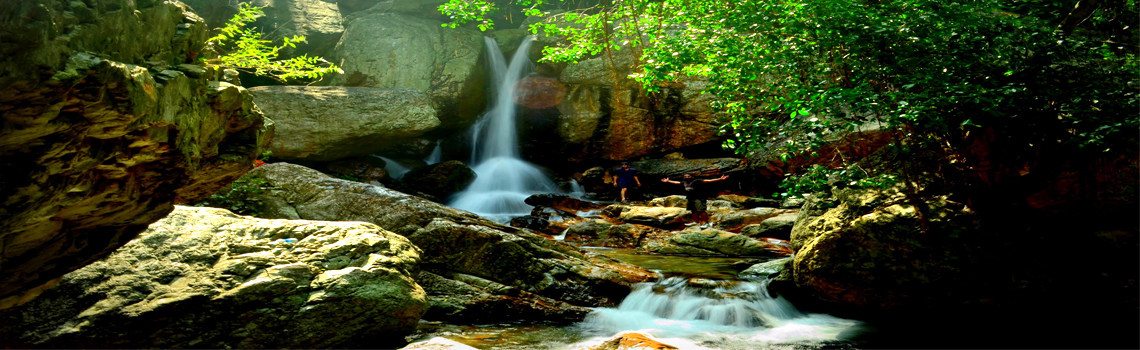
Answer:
[661,173,729,228]
[612,162,641,203]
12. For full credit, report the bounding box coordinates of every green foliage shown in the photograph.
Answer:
[207,3,342,82]
[778,164,899,199]
[442,0,1138,199]
[194,177,272,217]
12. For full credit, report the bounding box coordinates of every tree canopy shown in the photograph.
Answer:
[442,0,1137,199]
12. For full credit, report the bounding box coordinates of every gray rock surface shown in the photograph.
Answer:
[250,86,438,161]
[250,0,345,59]
[0,206,427,348]
[741,212,799,239]
[244,163,658,317]
[0,0,270,308]
[739,257,793,281]
[646,229,789,257]
[330,11,485,131]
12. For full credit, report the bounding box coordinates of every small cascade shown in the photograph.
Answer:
[425,140,442,164]
[448,36,560,222]
[569,179,585,199]
[371,155,412,179]
[577,277,860,348]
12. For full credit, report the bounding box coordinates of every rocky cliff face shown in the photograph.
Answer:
[0,0,271,308]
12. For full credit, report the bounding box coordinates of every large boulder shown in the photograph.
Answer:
[0,0,271,308]
[790,185,982,308]
[740,212,799,239]
[401,160,477,199]
[250,86,438,161]
[538,47,724,163]
[243,163,658,317]
[329,11,485,131]
[250,0,344,60]
[0,206,426,348]
[646,229,792,257]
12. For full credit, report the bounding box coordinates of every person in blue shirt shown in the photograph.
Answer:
[661,173,729,228]
[612,162,641,203]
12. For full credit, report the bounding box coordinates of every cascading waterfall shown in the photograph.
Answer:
[425,140,442,164]
[448,36,559,222]
[573,277,860,349]
[371,155,412,179]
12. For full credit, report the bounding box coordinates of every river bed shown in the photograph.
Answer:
[406,248,864,349]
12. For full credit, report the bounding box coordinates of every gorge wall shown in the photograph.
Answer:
[0,0,271,308]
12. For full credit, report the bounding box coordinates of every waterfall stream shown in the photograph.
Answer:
[448,36,559,222]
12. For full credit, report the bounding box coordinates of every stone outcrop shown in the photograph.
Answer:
[330,11,485,131]
[401,160,477,200]
[740,212,799,240]
[789,185,983,308]
[715,207,796,232]
[646,229,793,257]
[243,163,657,320]
[249,0,345,60]
[0,0,270,308]
[530,45,724,163]
[0,206,427,348]
[250,86,438,161]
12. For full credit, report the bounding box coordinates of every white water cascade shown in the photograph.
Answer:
[572,277,861,349]
[448,36,559,222]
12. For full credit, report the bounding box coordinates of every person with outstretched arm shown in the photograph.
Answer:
[661,173,729,228]
[613,162,641,203]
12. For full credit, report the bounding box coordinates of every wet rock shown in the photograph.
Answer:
[780,197,807,208]
[0,0,270,307]
[327,156,391,182]
[647,229,791,257]
[739,257,793,281]
[250,0,344,60]
[618,207,688,228]
[740,213,799,240]
[400,337,479,350]
[649,195,687,208]
[525,193,608,213]
[715,207,796,232]
[417,271,589,324]
[402,160,477,199]
[251,86,439,162]
[565,219,642,248]
[330,12,485,132]
[243,163,657,315]
[582,331,681,350]
[509,215,550,232]
[792,186,980,309]
[0,207,426,348]
[717,194,782,209]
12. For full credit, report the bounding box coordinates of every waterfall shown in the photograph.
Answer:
[425,140,442,165]
[448,36,559,222]
[371,155,412,179]
[576,277,860,348]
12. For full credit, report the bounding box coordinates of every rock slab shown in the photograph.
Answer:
[0,206,427,348]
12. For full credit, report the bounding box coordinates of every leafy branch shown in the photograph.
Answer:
[206,3,342,83]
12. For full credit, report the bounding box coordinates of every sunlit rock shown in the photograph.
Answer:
[400,336,479,350]
[741,212,800,240]
[0,0,269,308]
[715,207,796,232]
[251,86,438,162]
[329,12,485,131]
[0,207,426,348]
[242,163,658,317]
[646,229,792,257]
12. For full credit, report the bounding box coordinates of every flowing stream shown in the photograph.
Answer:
[448,36,560,222]
[410,250,862,349]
